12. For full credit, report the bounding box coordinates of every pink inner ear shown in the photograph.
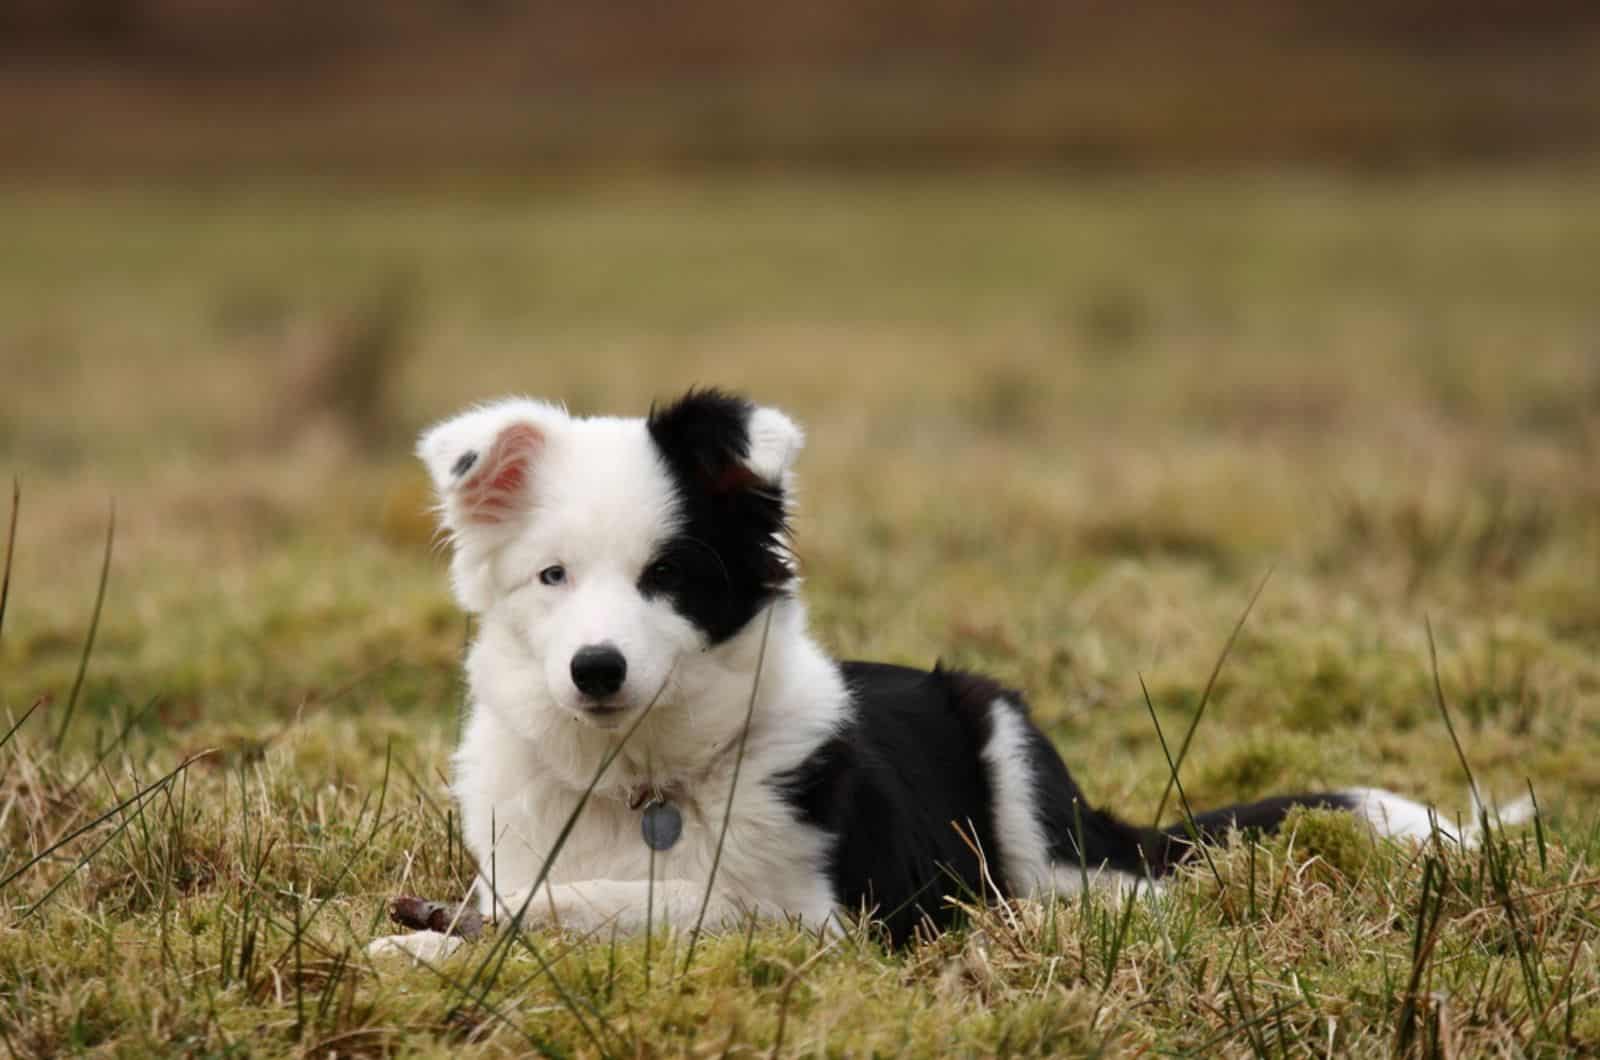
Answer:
[460,422,543,524]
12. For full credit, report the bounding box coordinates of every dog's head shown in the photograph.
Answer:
[418,389,803,731]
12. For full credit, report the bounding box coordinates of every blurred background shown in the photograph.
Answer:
[5,0,1600,173]
[3,1,1599,801]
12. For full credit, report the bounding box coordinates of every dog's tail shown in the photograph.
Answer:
[1139,787,1535,874]
[1013,709,1531,885]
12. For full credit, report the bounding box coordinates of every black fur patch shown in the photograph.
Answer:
[644,389,792,644]
[772,661,1006,946]
[775,658,1366,946]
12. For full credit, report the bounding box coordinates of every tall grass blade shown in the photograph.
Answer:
[644,842,656,990]
[1151,569,1270,825]
[1395,855,1443,1056]
[0,478,17,643]
[1101,876,1141,992]
[1141,675,1227,896]
[0,697,44,754]
[1425,619,1545,1016]
[1424,616,1481,808]
[54,500,115,751]
[683,603,775,976]
[1527,779,1547,872]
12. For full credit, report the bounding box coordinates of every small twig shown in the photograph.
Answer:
[389,895,484,939]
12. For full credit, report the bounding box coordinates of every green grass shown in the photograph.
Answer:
[2,170,1599,1056]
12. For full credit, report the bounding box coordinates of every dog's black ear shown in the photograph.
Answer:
[646,390,804,635]
[645,388,803,497]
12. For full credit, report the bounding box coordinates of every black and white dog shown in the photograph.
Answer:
[372,390,1480,959]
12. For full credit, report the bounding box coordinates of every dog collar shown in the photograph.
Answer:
[625,782,671,811]
[620,734,742,852]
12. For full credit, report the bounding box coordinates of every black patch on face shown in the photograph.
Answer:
[451,450,478,477]
[644,389,792,644]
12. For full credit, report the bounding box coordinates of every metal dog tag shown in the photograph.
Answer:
[641,800,683,851]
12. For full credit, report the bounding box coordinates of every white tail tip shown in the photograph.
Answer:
[1344,787,1535,849]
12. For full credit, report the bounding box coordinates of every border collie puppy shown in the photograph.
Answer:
[372,389,1488,959]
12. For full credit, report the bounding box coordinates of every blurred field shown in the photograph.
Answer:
[7,2,1600,172]
[3,171,1600,1055]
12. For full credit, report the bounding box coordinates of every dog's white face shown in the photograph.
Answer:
[418,391,803,735]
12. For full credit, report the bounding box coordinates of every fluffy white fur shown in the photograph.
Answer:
[979,702,1055,897]
[1342,786,1534,845]
[377,398,837,961]
[453,592,844,933]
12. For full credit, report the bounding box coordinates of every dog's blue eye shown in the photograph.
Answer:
[539,565,566,586]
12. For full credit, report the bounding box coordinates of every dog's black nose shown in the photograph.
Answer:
[571,644,627,698]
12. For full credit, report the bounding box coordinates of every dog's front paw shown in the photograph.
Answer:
[542,885,613,934]
[367,930,464,964]
[494,882,616,934]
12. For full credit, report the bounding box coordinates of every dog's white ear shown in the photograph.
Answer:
[417,400,565,611]
[417,400,561,533]
[744,406,805,484]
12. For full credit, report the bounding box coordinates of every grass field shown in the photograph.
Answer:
[2,170,1599,1056]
